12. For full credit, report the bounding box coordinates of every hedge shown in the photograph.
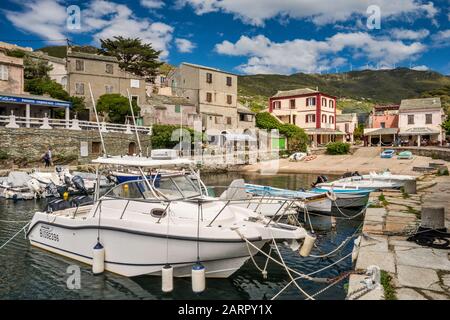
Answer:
[326,142,350,155]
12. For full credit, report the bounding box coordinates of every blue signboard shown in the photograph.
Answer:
[0,95,72,108]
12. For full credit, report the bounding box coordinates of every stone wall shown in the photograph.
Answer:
[0,128,151,167]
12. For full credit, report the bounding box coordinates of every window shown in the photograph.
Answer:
[239,114,253,122]
[380,122,386,128]
[105,63,113,74]
[226,117,232,125]
[131,95,139,105]
[92,142,101,154]
[329,100,334,108]
[206,72,212,83]
[408,115,414,125]
[61,76,67,89]
[130,79,140,88]
[290,99,296,109]
[75,60,84,71]
[0,65,9,81]
[306,97,316,106]
[273,101,281,109]
[322,114,327,123]
[329,116,334,124]
[345,123,349,132]
[175,105,181,113]
[425,114,432,124]
[75,83,85,95]
[322,98,327,107]
[306,114,315,123]
[226,76,232,86]
[206,92,212,102]
[215,116,222,124]
[105,85,113,93]
[227,95,232,105]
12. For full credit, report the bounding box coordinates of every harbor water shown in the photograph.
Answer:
[0,172,362,300]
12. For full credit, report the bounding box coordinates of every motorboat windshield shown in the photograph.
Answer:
[104,174,202,201]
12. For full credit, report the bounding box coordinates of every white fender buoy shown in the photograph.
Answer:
[299,232,316,257]
[331,216,337,229]
[162,264,174,293]
[191,263,206,293]
[92,242,105,275]
[352,236,362,265]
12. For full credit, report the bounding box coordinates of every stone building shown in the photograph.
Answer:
[0,49,24,95]
[336,112,358,143]
[167,62,240,133]
[29,51,68,89]
[142,94,199,127]
[66,50,148,120]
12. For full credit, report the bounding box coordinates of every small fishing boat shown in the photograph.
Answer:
[316,175,399,190]
[27,156,307,278]
[244,183,332,214]
[289,152,307,162]
[380,149,395,158]
[309,186,373,208]
[397,151,413,160]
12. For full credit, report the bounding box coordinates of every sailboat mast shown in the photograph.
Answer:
[88,83,107,157]
[127,89,143,156]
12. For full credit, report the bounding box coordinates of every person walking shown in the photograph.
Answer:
[42,146,53,167]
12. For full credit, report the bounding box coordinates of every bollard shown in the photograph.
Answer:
[421,206,445,230]
[403,179,417,194]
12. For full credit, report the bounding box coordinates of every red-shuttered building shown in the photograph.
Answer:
[269,88,343,146]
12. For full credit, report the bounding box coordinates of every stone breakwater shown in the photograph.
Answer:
[348,173,450,300]
[0,128,150,167]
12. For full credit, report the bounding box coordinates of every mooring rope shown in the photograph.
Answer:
[0,221,31,251]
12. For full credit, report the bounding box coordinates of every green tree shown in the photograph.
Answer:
[96,94,139,124]
[25,78,86,115]
[255,112,309,152]
[23,55,53,80]
[354,123,364,141]
[98,36,163,81]
[442,118,450,135]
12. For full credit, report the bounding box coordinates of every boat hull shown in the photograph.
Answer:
[27,219,266,278]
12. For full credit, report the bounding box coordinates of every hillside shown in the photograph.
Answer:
[238,68,450,113]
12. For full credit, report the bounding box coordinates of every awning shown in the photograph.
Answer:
[364,128,398,136]
[223,133,257,142]
[398,127,440,135]
[0,92,72,108]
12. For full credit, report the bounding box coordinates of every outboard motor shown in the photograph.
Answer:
[342,171,353,178]
[45,182,60,198]
[46,198,71,213]
[352,171,361,177]
[311,175,328,187]
[71,195,94,207]
[64,174,72,187]
[72,175,88,195]
[106,172,118,185]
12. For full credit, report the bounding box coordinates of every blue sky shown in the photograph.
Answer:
[1,0,449,75]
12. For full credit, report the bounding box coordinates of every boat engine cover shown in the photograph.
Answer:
[46,198,71,213]
[72,175,87,194]
[71,195,94,207]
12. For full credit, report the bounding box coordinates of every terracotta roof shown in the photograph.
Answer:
[237,103,255,115]
[399,97,441,111]
[67,51,118,63]
[336,113,356,123]
[147,94,194,107]
[272,88,318,98]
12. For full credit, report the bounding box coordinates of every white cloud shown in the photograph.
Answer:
[140,0,165,9]
[5,0,174,58]
[391,28,430,40]
[175,38,196,53]
[4,0,67,40]
[411,65,429,71]
[178,0,437,26]
[432,29,450,46]
[215,33,425,74]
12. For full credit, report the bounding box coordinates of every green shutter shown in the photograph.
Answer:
[175,105,181,113]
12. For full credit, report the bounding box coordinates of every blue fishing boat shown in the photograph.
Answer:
[310,186,373,208]
[380,149,396,158]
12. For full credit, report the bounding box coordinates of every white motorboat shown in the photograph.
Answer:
[0,171,41,200]
[361,171,416,186]
[27,156,306,278]
[317,175,400,190]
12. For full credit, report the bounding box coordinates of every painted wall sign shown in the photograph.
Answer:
[0,95,72,108]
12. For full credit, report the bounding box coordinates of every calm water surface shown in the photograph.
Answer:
[0,172,361,300]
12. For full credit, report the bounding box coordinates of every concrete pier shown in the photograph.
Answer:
[347,174,450,300]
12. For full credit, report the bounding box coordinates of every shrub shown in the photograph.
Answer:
[96,93,140,124]
[255,112,308,152]
[326,142,350,155]
[0,150,8,160]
